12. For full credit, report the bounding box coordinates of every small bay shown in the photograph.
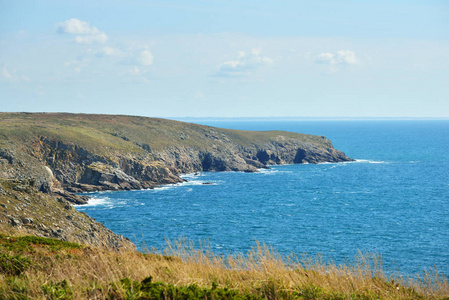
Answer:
[76,120,449,275]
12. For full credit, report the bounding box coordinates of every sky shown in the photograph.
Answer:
[0,0,448,118]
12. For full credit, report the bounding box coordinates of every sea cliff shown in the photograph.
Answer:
[0,113,353,248]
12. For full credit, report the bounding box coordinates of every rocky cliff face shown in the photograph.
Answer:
[27,133,352,197]
[0,178,134,250]
[31,136,182,195]
[0,113,353,248]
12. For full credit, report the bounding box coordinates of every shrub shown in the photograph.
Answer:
[115,276,259,300]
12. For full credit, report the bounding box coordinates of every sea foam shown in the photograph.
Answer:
[354,159,388,164]
[74,197,110,207]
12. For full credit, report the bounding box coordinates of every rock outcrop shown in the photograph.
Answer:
[0,178,134,250]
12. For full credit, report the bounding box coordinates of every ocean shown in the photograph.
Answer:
[75,120,449,275]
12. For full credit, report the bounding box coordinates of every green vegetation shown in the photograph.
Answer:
[114,276,258,300]
[0,235,83,253]
[0,112,326,154]
[0,234,447,299]
[0,253,31,276]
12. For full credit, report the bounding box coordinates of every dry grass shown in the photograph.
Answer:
[160,239,448,299]
[1,235,448,299]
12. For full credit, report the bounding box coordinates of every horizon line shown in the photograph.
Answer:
[1,112,449,121]
[169,116,449,121]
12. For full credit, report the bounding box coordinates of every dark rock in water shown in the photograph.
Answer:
[244,158,267,169]
[54,190,90,205]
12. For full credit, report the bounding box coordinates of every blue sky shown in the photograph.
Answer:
[1,0,448,118]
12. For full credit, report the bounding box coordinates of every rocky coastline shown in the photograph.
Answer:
[0,113,353,249]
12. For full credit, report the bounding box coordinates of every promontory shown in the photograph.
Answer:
[0,113,353,248]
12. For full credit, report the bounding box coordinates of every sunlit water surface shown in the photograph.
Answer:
[76,121,449,275]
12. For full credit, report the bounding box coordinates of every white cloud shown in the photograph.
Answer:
[95,46,122,57]
[75,33,108,44]
[1,66,30,83]
[57,18,99,35]
[215,48,274,77]
[139,50,154,66]
[315,50,359,73]
[57,18,108,44]
[124,67,151,83]
[316,50,359,66]
[120,48,155,69]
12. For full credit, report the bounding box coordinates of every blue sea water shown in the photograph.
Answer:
[75,120,449,275]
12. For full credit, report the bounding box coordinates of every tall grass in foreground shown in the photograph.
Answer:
[161,238,448,299]
[1,234,448,299]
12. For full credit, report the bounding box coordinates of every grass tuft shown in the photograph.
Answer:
[0,254,31,276]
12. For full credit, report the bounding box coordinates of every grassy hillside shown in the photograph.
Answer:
[0,112,327,153]
[0,234,447,299]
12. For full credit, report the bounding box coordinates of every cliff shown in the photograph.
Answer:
[0,178,134,250]
[0,112,353,248]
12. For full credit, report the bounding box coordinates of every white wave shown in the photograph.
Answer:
[257,168,293,175]
[79,190,112,195]
[74,197,109,207]
[146,179,219,193]
[258,168,279,174]
[354,159,388,164]
[148,186,173,192]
